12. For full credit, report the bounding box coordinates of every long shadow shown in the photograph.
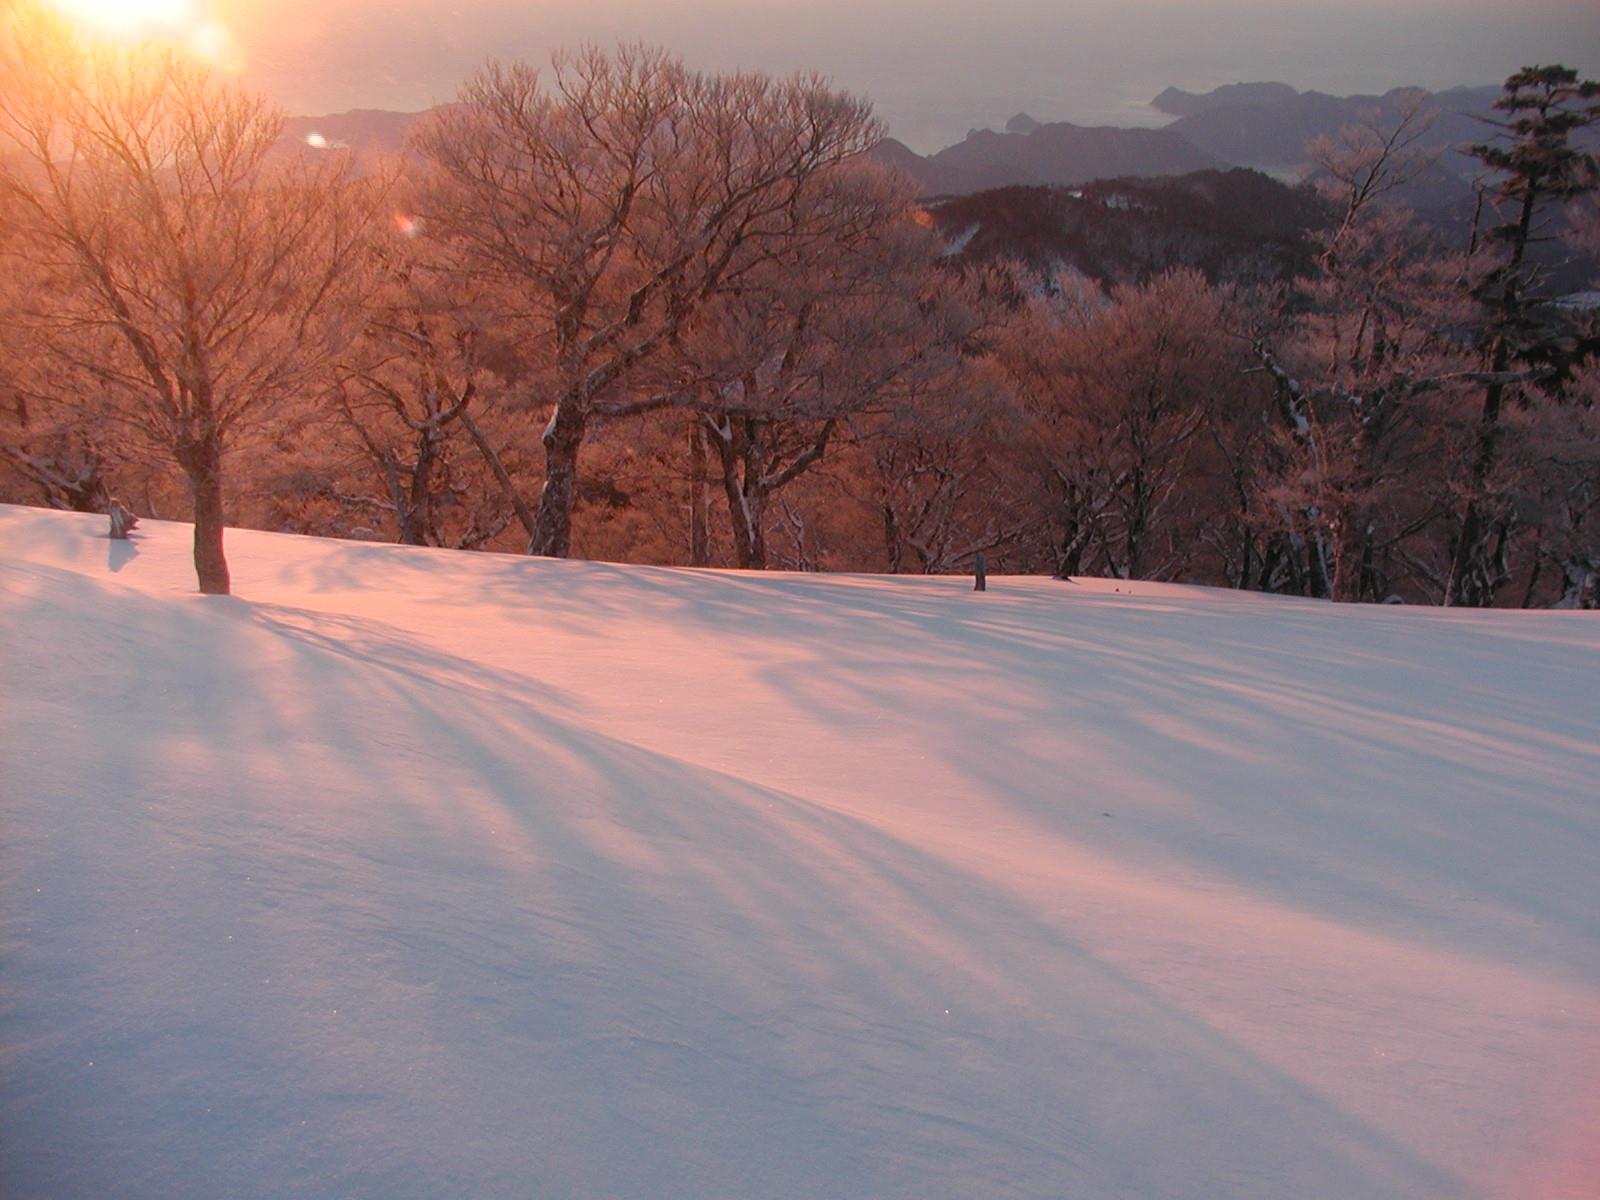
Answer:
[541,563,1600,981]
[106,535,138,573]
[14,517,1599,977]
[236,535,1600,979]
[0,560,1475,1200]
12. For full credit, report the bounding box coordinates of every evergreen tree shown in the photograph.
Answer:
[1446,66,1600,606]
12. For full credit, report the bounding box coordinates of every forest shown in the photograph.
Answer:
[2,4,1598,607]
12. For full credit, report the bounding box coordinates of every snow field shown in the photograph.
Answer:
[1,504,1597,1199]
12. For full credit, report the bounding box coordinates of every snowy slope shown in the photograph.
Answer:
[2,504,1597,1200]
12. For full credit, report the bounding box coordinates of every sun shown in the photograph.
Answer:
[45,0,236,63]
[49,0,196,39]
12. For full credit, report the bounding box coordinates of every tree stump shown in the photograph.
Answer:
[108,499,139,540]
[974,552,987,592]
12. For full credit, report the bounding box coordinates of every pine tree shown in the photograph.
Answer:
[1446,66,1600,606]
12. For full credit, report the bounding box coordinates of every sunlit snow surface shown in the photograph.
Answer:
[2,504,1597,1200]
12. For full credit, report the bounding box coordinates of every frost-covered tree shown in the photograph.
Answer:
[862,350,1026,577]
[672,168,976,569]
[1256,100,1475,601]
[0,8,375,593]
[1446,66,1600,607]
[413,46,882,559]
[333,210,534,550]
[1003,269,1247,582]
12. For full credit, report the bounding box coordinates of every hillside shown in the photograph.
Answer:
[2,504,1598,1200]
[927,170,1328,287]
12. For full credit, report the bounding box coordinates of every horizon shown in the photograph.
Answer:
[36,0,1600,151]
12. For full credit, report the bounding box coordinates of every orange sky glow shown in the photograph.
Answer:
[35,0,1600,151]
[42,0,237,64]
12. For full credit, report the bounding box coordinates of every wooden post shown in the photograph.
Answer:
[108,499,139,540]
[974,552,987,592]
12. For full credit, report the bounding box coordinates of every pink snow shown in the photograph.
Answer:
[1,504,1596,1199]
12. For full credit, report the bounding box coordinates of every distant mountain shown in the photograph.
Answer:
[1152,82,1299,118]
[925,169,1328,289]
[1164,84,1501,168]
[1149,82,1514,208]
[280,109,428,156]
[280,107,1217,201]
[282,77,1592,218]
[870,121,1220,198]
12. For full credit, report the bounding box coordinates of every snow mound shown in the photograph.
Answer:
[2,505,1597,1200]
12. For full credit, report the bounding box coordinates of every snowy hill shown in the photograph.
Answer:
[2,504,1597,1200]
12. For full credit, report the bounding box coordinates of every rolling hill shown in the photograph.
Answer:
[2,504,1597,1199]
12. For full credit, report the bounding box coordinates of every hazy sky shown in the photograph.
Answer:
[208,0,1600,149]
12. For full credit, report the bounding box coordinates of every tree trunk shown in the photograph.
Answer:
[460,410,539,543]
[1356,526,1381,603]
[688,419,711,567]
[708,417,767,569]
[1447,181,1540,607]
[175,429,230,595]
[530,399,587,558]
[725,473,767,569]
[883,503,904,574]
[399,429,440,546]
[1259,534,1301,594]
[704,414,835,571]
[1235,533,1256,591]
[1446,339,1513,607]
[1520,553,1545,609]
[1054,525,1086,580]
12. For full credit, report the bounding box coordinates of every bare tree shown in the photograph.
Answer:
[0,9,375,592]
[1235,99,1477,601]
[1509,358,1600,608]
[864,366,1028,575]
[413,45,882,558]
[335,214,532,549]
[0,209,110,511]
[1306,96,1439,251]
[1287,104,1472,600]
[675,167,975,568]
[1004,269,1243,581]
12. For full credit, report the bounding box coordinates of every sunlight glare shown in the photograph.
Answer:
[50,0,197,40]
[46,0,237,65]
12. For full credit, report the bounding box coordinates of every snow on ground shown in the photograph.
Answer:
[1,503,1597,1200]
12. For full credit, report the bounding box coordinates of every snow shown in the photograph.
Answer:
[2,503,1597,1200]
[1551,291,1600,311]
[940,222,981,257]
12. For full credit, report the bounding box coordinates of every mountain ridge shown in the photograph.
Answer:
[279,76,1534,204]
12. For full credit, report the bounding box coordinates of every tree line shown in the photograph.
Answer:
[2,6,1597,606]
